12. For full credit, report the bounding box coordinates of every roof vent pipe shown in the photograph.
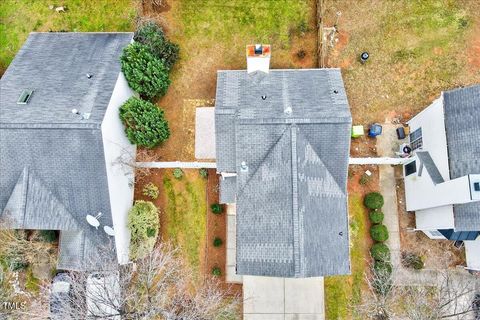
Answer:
[284,106,292,115]
[240,161,248,172]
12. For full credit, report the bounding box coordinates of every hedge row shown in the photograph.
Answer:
[365,192,393,284]
[119,21,179,149]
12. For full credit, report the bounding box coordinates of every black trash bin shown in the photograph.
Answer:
[396,127,406,139]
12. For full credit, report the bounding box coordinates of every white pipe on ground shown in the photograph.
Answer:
[348,157,410,165]
[136,161,217,169]
[136,158,408,169]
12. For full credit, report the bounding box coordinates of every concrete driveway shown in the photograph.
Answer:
[243,276,325,320]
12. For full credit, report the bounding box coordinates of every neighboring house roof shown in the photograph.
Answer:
[215,69,352,277]
[0,32,133,124]
[0,32,133,270]
[443,85,480,231]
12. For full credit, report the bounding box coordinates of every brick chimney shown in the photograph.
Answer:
[246,44,271,73]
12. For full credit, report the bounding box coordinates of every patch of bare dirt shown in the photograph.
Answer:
[394,166,466,269]
[206,171,242,297]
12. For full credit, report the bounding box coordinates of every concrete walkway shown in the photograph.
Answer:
[243,276,325,320]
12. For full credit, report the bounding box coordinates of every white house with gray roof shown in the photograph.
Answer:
[402,85,480,270]
[215,63,352,278]
[0,32,135,271]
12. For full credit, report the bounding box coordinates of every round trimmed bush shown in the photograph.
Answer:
[369,211,384,224]
[119,97,170,148]
[173,168,184,179]
[213,237,223,247]
[127,200,159,260]
[401,252,424,270]
[370,243,390,262]
[120,42,171,100]
[211,203,223,215]
[370,224,389,242]
[134,21,180,70]
[372,260,393,296]
[39,230,57,243]
[373,260,393,275]
[364,192,384,209]
[212,267,222,276]
[199,168,208,179]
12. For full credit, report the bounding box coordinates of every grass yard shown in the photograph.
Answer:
[146,0,318,161]
[324,194,370,320]
[160,169,207,273]
[325,0,480,124]
[0,0,136,74]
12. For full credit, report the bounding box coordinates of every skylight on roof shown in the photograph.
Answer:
[17,89,34,104]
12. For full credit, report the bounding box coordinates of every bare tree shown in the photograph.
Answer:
[0,229,57,268]
[355,261,479,320]
[111,143,160,185]
[12,243,240,320]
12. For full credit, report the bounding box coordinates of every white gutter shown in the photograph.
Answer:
[136,161,217,169]
[136,158,408,169]
[348,157,410,165]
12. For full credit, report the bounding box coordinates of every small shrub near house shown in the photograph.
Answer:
[119,97,170,149]
[127,201,159,260]
[364,192,384,210]
[1,254,28,272]
[359,173,371,185]
[211,203,223,215]
[142,182,159,200]
[134,21,179,70]
[199,168,208,179]
[373,260,393,276]
[212,267,222,276]
[173,168,184,179]
[372,260,393,296]
[213,237,223,247]
[370,224,389,242]
[39,230,57,243]
[120,42,171,100]
[369,211,384,224]
[370,243,391,262]
[401,251,424,270]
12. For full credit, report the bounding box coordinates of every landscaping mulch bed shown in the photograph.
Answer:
[205,170,242,297]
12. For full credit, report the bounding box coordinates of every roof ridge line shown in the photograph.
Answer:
[291,125,303,277]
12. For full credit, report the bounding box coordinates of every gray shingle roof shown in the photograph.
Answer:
[443,85,480,231]
[0,32,132,124]
[417,151,445,184]
[0,32,133,270]
[219,176,236,204]
[215,69,352,277]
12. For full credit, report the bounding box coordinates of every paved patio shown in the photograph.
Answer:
[194,107,216,159]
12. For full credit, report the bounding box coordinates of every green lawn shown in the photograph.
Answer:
[330,0,476,123]
[0,0,136,73]
[173,0,314,68]
[162,170,207,272]
[324,194,369,320]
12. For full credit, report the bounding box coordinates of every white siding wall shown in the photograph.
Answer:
[404,96,471,212]
[101,72,136,265]
[415,206,454,231]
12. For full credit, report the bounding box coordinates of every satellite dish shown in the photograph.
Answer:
[103,226,115,237]
[86,214,100,229]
